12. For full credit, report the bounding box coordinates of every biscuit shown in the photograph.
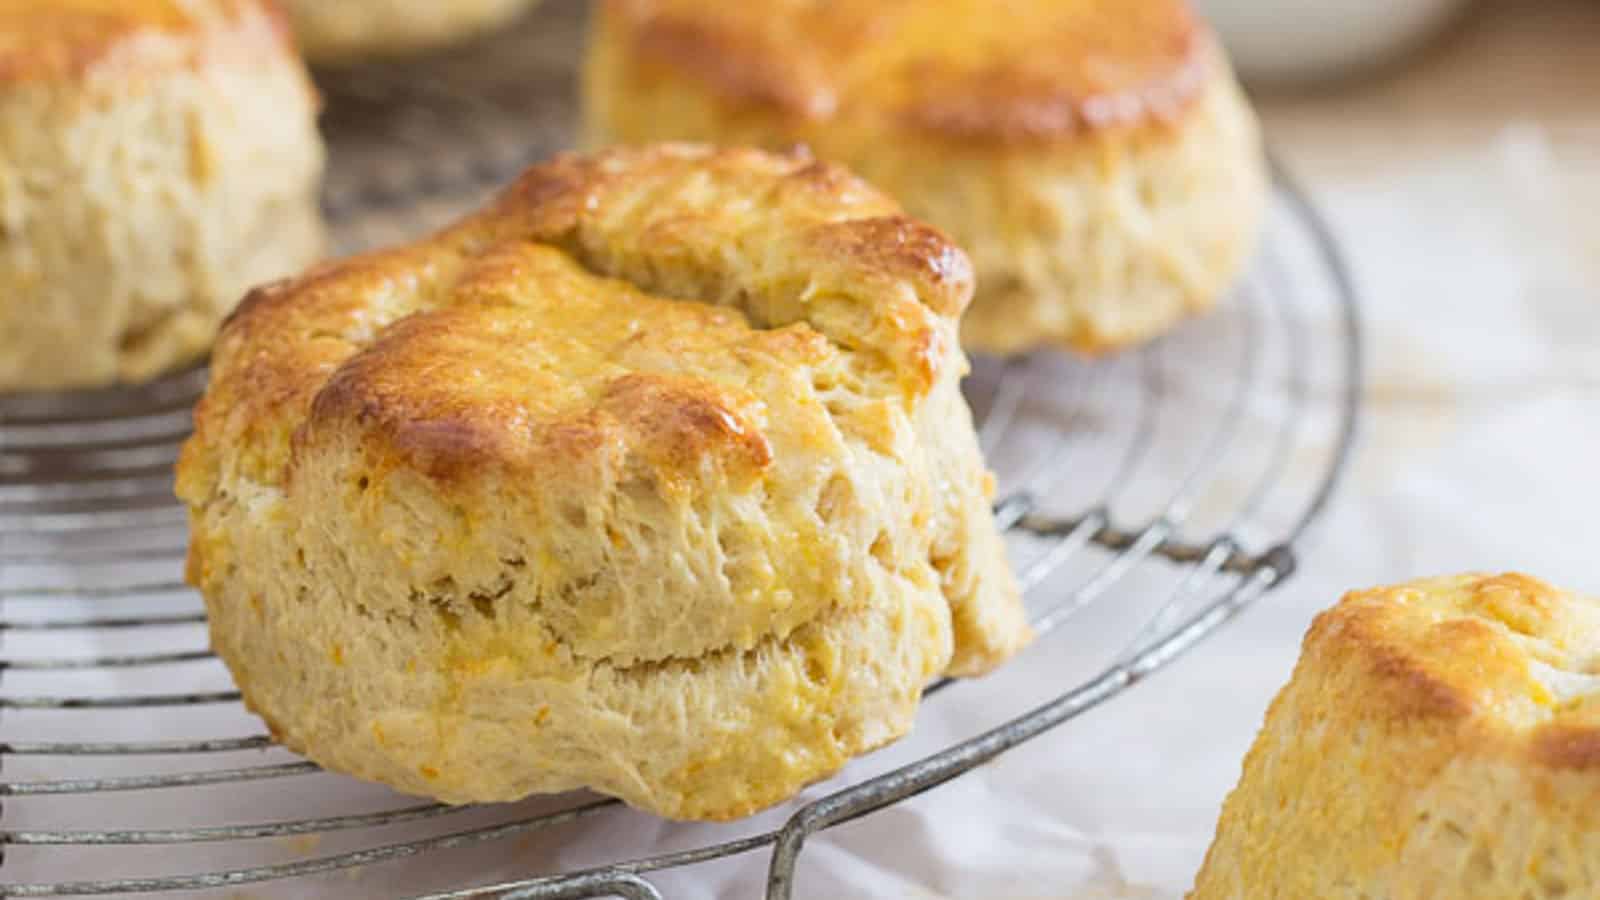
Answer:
[178,144,1031,820]
[1192,573,1600,898]
[583,0,1267,355]
[284,0,541,64]
[0,0,324,392]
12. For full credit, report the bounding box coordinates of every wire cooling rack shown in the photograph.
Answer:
[0,3,1362,898]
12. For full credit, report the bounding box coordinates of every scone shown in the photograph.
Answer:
[1192,573,1600,899]
[0,0,324,392]
[583,0,1266,356]
[284,0,541,64]
[177,144,1032,820]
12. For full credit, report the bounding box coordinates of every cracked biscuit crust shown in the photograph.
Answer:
[178,144,1030,820]
[1193,574,1600,898]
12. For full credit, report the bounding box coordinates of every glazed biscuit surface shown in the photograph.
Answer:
[282,0,541,64]
[1328,574,1600,733]
[178,145,1029,819]
[0,0,286,82]
[199,144,968,499]
[603,0,1204,143]
[1192,573,1600,899]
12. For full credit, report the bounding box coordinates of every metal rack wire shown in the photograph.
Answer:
[0,3,1362,898]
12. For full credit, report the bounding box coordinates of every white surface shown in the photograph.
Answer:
[5,129,1594,899]
[1195,0,1471,83]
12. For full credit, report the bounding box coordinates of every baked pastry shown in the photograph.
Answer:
[1192,573,1600,899]
[283,0,541,64]
[178,144,1031,820]
[0,0,324,392]
[583,0,1267,356]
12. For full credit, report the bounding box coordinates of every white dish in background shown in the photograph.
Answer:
[1195,0,1474,84]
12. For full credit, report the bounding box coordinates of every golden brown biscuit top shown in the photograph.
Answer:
[1314,573,1600,769]
[181,144,971,497]
[601,0,1208,143]
[0,0,288,83]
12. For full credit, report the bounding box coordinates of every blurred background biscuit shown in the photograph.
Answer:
[284,0,542,64]
[583,0,1267,355]
[0,0,324,392]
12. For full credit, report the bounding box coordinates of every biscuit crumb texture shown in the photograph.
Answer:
[1192,573,1600,898]
[178,144,1031,820]
[283,0,541,63]
[584,0,1266,355]
[0,0,324,391]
